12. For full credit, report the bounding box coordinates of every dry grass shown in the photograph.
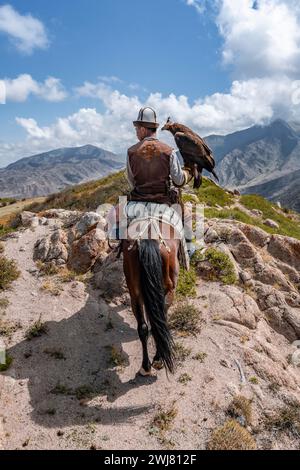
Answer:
[0,319,21,337]
[227,395,253,426]
[192,352,207,363]
[206,420,257,450]
[0,255,20,290]
[178,373,192,385]
[0,298,9,310]
[0,354,13,372]
[41,280,63,296]
[265,403,300,437]
[36,261,60,276]
[150,404,178,435]
[106,345,127,368]
[25,318,48,340]
[169,302,202,336]
[174,342,192,364]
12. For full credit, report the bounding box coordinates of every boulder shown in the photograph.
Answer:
[209,286,260,330]
[264,219,279,229]
[239,224,270,248]
[72,212,107,240]
[68,228,108,274]
[93,255,126,299]
[34,229,68,263]
[268,235,300,271]
[20,211,39,228]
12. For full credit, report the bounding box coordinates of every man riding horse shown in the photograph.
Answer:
[119,107,194,376]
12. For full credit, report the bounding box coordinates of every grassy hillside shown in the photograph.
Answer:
[1,170,299,240]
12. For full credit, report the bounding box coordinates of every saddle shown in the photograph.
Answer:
[111,202,190,270]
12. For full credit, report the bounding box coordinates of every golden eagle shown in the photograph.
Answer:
[161,118,218,189]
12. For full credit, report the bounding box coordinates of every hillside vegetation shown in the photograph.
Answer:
[1,170,299,241]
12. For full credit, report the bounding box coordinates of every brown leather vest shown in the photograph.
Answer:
[128,138,173,204]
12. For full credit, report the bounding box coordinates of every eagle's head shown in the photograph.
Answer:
[161,117,173,132]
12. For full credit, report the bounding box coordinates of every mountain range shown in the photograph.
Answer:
[0,120,300,212]
[0,145,123,199]
[205,119,300,212]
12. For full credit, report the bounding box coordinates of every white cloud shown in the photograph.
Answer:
[1,74,300,167]
[0,4,49,54]
[3,74,67,102]
[185,0,206,14]
[216,0,300,78]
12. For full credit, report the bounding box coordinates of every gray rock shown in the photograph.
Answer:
[73,212,107,240]
[20,211,36,227]
[264,219,279,229]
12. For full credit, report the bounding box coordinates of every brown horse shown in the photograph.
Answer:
[123,222,180,376]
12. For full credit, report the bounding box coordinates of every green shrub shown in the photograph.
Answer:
[176,267,197,298]
[169,302,201,336]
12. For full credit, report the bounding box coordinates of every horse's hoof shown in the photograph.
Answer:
[152,360,164,371]
[138,367,155,377]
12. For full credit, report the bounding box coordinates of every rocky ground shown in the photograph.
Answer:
[0,209,299,450]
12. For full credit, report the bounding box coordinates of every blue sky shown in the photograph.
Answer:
[1,0,300,165]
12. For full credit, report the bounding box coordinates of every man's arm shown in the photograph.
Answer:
[170,150,193,187]
[126,152,135,190]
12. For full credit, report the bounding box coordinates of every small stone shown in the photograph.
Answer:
[264,219,279,229]
[57,430,64,437]
[19,247,25,252]
[28,268,38,274]
[220,359,230,368]
[240,271,252,284]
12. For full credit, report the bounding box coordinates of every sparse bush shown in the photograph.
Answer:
[265,403,300,437]
[178,373,192,385]
[227,395,252,426]
[192,352,207,363]
[75,385,94,400]
[150,405,178,435]
[174,342,191,364]
[106,345,127,368]
[206,420,257,450]
[176,267,197,298]
[36,261,60,276]
[0,298,9,310]
[169,302,201,336]
[0,255,20,290]
[41,280,63,296]
[26,318,48,340]
[0,319,21,337]
[0,354,13,372]
[205,248,237,285]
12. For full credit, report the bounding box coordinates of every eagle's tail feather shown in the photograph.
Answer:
[212,169,219,182]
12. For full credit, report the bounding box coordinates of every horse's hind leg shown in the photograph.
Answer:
[153,242,179,370]
[130,297,151,376]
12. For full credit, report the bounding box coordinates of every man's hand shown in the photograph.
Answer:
[182,166,194,184]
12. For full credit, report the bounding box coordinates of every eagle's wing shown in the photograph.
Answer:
[174,132,199,157]
[197,136,212,155]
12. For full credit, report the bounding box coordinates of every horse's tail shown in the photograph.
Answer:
[139,239,175,374]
